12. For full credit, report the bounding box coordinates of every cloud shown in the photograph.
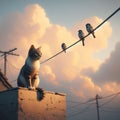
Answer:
[0,3,118,101]
[49,16,112,83]
[0,4,51,51]
[90,42,120,85]
[101,82,120,94]
[68,76,102,99]
[40,65,58,85]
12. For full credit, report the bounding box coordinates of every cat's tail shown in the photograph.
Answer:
[36,87,45,101]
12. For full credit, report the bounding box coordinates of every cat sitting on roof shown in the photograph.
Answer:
[17,45,42,90]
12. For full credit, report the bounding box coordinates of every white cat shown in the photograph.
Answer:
[17,45,42,89]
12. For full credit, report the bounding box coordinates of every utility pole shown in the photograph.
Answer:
[96,94,101,120]
[0,48,19,76]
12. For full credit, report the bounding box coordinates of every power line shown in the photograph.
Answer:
[100,106,120,110]
[99,93,119,108]
[101,109,120,113]
[67,99,95,104]
[7,60,20,71]
[67,102,94,119]
[40,7,120,65]
[100,91,120,99]
[68,102,96,115]
[67,91,120,118]
[0,48,19,76]
[67,99,95,110]
[67,91,120,110]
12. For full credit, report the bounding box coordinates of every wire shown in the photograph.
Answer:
[100,106,120,110]
[67,99,95,110]
[68,102,95,114]
[100,93,119,107]
[7,60,20,71]
[67,91,120,116]
[40,50,63,64]
[101,91,120,99]
[100,106,120,113]
[67,91,120,119]
[67,102,95,118]
[6,61,18,84]
[40,7,120,65]
[67,99,96,104]
[101,109,120,113]
[67,91,120,110]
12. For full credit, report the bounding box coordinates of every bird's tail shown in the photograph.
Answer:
[92,33,96,38]
[82,40,85,46]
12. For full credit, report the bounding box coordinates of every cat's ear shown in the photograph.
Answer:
[37,46,41,51]
[30,44,35,50]
[28,45,35,54]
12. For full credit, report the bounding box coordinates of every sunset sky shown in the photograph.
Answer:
[0,0,120,120]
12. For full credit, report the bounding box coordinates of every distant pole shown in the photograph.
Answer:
[96,94,100,120]
[0,48,19,76]
[4,54,7,76]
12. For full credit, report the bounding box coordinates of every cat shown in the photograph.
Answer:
[17,44,42,90]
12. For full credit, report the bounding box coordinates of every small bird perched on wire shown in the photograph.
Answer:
[86,23,96,38]
[78,30,85,46]
[61,43,67,53]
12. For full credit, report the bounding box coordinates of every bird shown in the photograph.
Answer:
[86,23,96,38]
[78,30,85,46]
[61,43,67,53]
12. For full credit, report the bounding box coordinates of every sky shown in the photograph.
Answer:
[0,0,120,120]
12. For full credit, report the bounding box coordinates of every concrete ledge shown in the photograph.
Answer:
[0,87,66,120]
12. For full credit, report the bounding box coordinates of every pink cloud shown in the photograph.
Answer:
[40,65,58,85]
[0,3,119,101]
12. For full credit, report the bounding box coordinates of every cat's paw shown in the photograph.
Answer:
[28,86,35,90]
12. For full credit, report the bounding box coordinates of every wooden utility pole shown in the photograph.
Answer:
[0,48,19,76]
[96,94,101,120]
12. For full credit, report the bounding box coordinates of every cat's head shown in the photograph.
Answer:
[28,45,42,60]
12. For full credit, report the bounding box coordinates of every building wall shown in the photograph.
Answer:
[0,87,66,120]
[0,88,18,120]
